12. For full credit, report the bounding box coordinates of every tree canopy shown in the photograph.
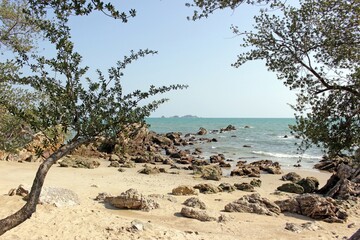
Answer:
[0,0,185,235]
[190,0,360,157]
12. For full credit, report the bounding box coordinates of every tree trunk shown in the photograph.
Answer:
[349,229,360,240]
[0,138,88,236]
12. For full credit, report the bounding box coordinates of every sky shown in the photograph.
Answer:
[67,0,297,118]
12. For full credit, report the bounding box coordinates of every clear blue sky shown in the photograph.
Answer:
[67,0,297,118]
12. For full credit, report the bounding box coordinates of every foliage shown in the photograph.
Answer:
[0,0,185,235]
[191,0,360,157]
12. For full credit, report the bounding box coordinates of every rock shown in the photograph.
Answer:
[243,145,252,148]
[224,193,280,216]
[264,165,282,174]
[314,155,353,172]
[138,165,160,175]
[234,182,255,192]
[183,197,206,210]
[230,162,260,178]
[94,192,112,201]
[59,156,100,169]
[172,185,198,196]
[297,177,319,193]
[152,135,173,147]
[109,161,120,168]
[275,194,348,223]
[197,127,207,135]
[120,161,136,168]
[218,183,236,192]
[282,172,302,182]
[277,183,304,194]
[193,165,222,181]
[220,125,236,132]
[209,154,225,163]
[39,187,80,207]
[250,179,262,187]
[194,183,220,194]
[318,163,360,199]
[180,207,217,221]
[109,154,120,162]
[285,222,323,233]
[105,188,159,212]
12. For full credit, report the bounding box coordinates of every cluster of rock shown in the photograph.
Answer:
[230,160,282,177]
[277,172,319,194]
[0,132,64,162]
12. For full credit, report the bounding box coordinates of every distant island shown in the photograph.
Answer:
[161,115,199,118]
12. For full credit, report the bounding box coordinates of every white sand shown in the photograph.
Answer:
[0,160,358,240]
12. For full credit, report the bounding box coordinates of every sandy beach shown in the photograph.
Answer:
[0,159,358,240]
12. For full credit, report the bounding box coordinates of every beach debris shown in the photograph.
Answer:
[138,164,161,175]
[197,127,208,135]
[250,179,262,187]
[275,194,348,223]
[194,183,220,194]
[281,172,302,182]
[105,188,159,212]
[234,182,255,192]
[297,177,319,193]
[180,207,217,221]
[172,185,198,196]
[277,182,304,194]
[318,163,360,199]
[285,222,323,233]
[224,193,280,216]
[59,155,100,169]
[193,165,222,181]
[183,197,207,210]
[218,183,236,192]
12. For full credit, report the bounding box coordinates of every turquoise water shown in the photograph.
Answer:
[146,118,323,170]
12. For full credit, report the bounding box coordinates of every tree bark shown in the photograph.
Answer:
[0,138,88,236]
[349,229,360,240]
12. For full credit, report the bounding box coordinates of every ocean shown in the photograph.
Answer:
[146,118,323,171]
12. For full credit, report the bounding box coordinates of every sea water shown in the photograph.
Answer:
[146,118,323,170]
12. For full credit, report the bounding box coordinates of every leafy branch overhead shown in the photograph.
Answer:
[191,0,359,157]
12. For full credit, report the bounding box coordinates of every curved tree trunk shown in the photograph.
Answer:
[349,229,360,240]
[0,138,88,236]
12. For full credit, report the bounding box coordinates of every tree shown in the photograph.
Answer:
[189,0,360,157]
[0,0,186,235]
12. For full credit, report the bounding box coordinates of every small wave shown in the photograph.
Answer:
[252,151,322,159]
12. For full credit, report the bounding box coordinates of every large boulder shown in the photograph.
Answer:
[224,193,280,216]
[138,165,161,175]
[194,165,222,181]
[318,163,360,199]
[39,187,80,207]
[218,183,236,192]
[105,188,159,212]
[275,194,348,223]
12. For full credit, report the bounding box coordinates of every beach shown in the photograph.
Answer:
[0,159,358,240]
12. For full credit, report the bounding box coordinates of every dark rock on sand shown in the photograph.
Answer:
[277,182,304,194]
[218,183,236,192]
[172,185,198,196]
[297,177,319,193]
[234,182,255,192]
[183,197,207,210]
[282,172,302,182]
[180,207,217,222]
[193,165,222,181]
[194,183,221,194]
